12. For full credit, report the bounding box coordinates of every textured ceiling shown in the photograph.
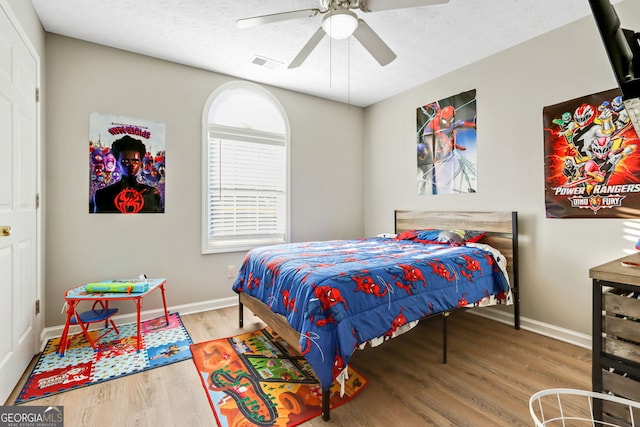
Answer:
[31,0,606,107]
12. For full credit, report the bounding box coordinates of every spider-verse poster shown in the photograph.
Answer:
[89,113,166,214]
[417,89,477,195]
[544,89,640,218]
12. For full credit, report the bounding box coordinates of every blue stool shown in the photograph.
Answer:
[66,300,119,352]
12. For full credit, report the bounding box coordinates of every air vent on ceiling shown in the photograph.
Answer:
[251,55,283,69]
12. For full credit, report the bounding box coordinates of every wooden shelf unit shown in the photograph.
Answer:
[589,254,640,424]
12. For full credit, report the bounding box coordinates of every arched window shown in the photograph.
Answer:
[202,82,289,253]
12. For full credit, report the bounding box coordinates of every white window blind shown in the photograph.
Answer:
[206,126,286,252]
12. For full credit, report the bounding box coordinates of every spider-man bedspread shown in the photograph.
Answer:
[232,236,512,390]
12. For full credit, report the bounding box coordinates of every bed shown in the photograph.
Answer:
[233,210,519,421]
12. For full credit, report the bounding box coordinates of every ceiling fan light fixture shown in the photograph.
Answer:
[322,9,358,40]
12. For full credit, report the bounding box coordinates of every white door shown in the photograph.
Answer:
[0,3,40,404]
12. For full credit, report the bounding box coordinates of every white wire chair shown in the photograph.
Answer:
[529,388,640,427]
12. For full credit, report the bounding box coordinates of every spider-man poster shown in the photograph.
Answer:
[543,89,640,218]
[89,113,166,214]
[416,89,477,195]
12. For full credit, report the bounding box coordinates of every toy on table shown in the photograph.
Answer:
[84,280,149,293]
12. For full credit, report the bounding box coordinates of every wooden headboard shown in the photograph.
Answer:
[394,210,520,328]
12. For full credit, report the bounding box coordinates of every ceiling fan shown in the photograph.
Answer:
[236,0,449,69]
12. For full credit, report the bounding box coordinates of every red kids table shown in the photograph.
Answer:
[57,278,169,355]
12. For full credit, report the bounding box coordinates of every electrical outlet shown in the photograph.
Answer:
[227,265,236,279]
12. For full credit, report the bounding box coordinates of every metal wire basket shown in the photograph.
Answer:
[529,388,640,427]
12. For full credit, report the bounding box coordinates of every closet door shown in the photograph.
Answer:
[0,2,39,404]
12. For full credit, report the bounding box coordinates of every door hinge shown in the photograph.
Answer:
[35,299,40,315]
[35,193,40,209]
[35,87,40,103]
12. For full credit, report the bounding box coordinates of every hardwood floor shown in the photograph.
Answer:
[6,306,591,426]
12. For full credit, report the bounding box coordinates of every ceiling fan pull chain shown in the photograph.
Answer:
[348,39,351,105]
[329,30,333,88]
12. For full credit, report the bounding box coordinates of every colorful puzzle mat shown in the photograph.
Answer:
[16,313,192,403]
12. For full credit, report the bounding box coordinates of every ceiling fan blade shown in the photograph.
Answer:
[363,0,448,12]
[352,19,397,66]
[288,27,326,69]
[237,8,320,29]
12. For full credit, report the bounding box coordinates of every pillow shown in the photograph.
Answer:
[395,228,486,245]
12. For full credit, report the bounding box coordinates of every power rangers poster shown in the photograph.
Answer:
[417,89,477,195]
[89,113,166,214]
[544,89,640,218]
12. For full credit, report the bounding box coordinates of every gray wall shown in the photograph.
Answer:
[43,35,364,326]
[363,0,640,336]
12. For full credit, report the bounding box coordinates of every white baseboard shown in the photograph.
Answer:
[471,307,592,350]
[41,297,592,352]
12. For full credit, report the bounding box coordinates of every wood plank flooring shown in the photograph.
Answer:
[6,306,591,426]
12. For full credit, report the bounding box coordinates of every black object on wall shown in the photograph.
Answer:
[588,0,640,135]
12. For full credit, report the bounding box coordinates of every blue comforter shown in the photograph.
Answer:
[232,237,511,390]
